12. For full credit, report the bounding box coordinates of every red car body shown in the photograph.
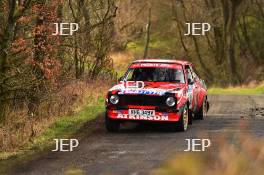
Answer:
[105,59,209,132]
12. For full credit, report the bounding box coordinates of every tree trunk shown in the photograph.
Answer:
[226,0,243,85]
[171,0,190,59]
[143,8,151,58]
[0,0,17,122]
[192,36,214,83]
[74,33,80,79]
[28,0,47,117]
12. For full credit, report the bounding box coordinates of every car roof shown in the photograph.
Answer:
[132,59,191,66]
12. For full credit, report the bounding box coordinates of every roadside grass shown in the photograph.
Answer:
[208,83,264,95]
[29,104,104,151]
[0,101,104,173]
[0,80,108,174]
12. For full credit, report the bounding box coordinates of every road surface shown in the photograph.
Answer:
[9,95,264,175]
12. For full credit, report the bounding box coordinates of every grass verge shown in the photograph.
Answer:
[0,103,105,174]
[208,83,264,94]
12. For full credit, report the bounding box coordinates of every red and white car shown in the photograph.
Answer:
[105,59,209,132]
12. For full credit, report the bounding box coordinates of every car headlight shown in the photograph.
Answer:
[166,97,176,107]
[110,95,119,104]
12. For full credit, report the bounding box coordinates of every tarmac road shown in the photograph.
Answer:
[9,95,264,175]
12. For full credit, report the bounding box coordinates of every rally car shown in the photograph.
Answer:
[105,59,209,132]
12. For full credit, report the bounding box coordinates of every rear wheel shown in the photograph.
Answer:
[174,105,189,132]
[194,99,207,120]
[105,114,120,132]
[188,108,193,125]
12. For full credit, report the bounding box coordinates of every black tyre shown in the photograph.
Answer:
[194,99,207,120]
[105,114,120,132]
[188,108,193,125]
[174,105,189,132]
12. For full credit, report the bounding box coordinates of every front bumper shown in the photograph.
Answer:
[107,108,181,122]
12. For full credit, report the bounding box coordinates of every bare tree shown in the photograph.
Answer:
[143,8,152,58]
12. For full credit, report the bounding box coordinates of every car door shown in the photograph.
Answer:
[185,66,199,112]
[190,67,205,111]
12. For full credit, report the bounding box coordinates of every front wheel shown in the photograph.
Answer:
[174,105,189,132]
[105,114,120,132]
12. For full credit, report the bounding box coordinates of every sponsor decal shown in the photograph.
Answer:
[118,88,165,95]
[130,63,182,69]
[116,114,169,121]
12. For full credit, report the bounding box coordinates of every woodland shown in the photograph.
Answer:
[0,0,263,150]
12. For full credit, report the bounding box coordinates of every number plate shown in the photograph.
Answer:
[129,109,155,116]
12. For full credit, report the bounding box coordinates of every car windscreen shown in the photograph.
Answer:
[125,67,185,83]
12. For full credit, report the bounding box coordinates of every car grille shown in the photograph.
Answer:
[119,95,166,106]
